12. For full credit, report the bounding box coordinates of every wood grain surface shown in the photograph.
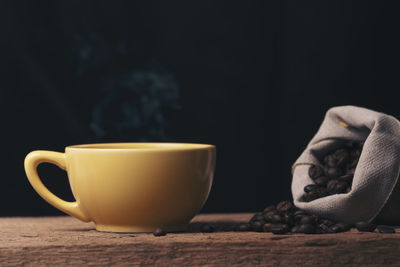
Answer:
[0,213,400,266]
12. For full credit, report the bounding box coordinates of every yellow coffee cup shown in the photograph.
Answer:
[24,143,216,232]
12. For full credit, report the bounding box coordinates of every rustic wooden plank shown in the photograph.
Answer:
[0,214,399,266]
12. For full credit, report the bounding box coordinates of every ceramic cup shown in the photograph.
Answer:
[24,143,216,232]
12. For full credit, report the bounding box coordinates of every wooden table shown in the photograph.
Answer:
[0,213,400,266]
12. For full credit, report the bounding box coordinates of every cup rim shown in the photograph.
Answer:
[66,142,216,151]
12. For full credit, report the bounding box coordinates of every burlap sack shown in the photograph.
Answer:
[292,106,400,224]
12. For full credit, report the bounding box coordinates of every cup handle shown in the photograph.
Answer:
[24,150,90,222]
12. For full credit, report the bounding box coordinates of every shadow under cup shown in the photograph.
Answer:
[24,143,216,232]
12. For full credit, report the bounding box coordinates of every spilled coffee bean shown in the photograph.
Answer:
[336,222,350,232]
[251,221,264,232]
[262,223,273,232]
[298,224,315,234]
[200,223,215,233]
[290,225,300,233]
[263,205,276,213]
[377,225,395,234]
[300,215,315,225]
[236,223,251,232]
[276,201,293,212]
[318,223,330,233]
[302,141,364,202]
[270,224,289,234]
[329,225,341,233]
[355,221,376,232]
[153,227,167,237]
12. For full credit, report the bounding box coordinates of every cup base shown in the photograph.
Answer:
[95,223,188,233]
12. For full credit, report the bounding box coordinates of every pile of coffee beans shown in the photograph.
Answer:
[303,141,363,202]
[245,200,396,235]
[248,201,349,234]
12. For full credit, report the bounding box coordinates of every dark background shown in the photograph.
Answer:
[1,1,399,216]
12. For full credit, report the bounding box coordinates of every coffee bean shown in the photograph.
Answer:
[338,174,354,183]
[250,212,262,220]
[283,213,294,225]
[294,210,306,217]
[291,225,300,233]
[355,221,376,232]
[200,224,215,233]
[265,209,278,215]
[317,186,328,197]
[318,223,330,233]
[236,223,251,232]
[324,155,337,168]
[326,167,343,178]
[334,149,350,168]
[309,165,324,178]
[336,156,350,168]
[263,223,273,232]
[264,210,279,221]
[264,215,274,223]
[303,191,319,202]
[251,221,264,232]
[263,205,276,213]
[377,225,396,233]
[153,227,167,236]
[298,224,315,234]
[329,225,341,233]
[335,223,350,232]
[277,201,293,212]
[270,224,289,234]
[300,215,315,225]
[251,214,265,223]
[320,219,335,227]
[270,214,283,224]
[294,211,306,222]
[304,184,319,193]
[315,176,329,186]
[260,214,277,222]
[327,179,339,193]
[334,181,348,194]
